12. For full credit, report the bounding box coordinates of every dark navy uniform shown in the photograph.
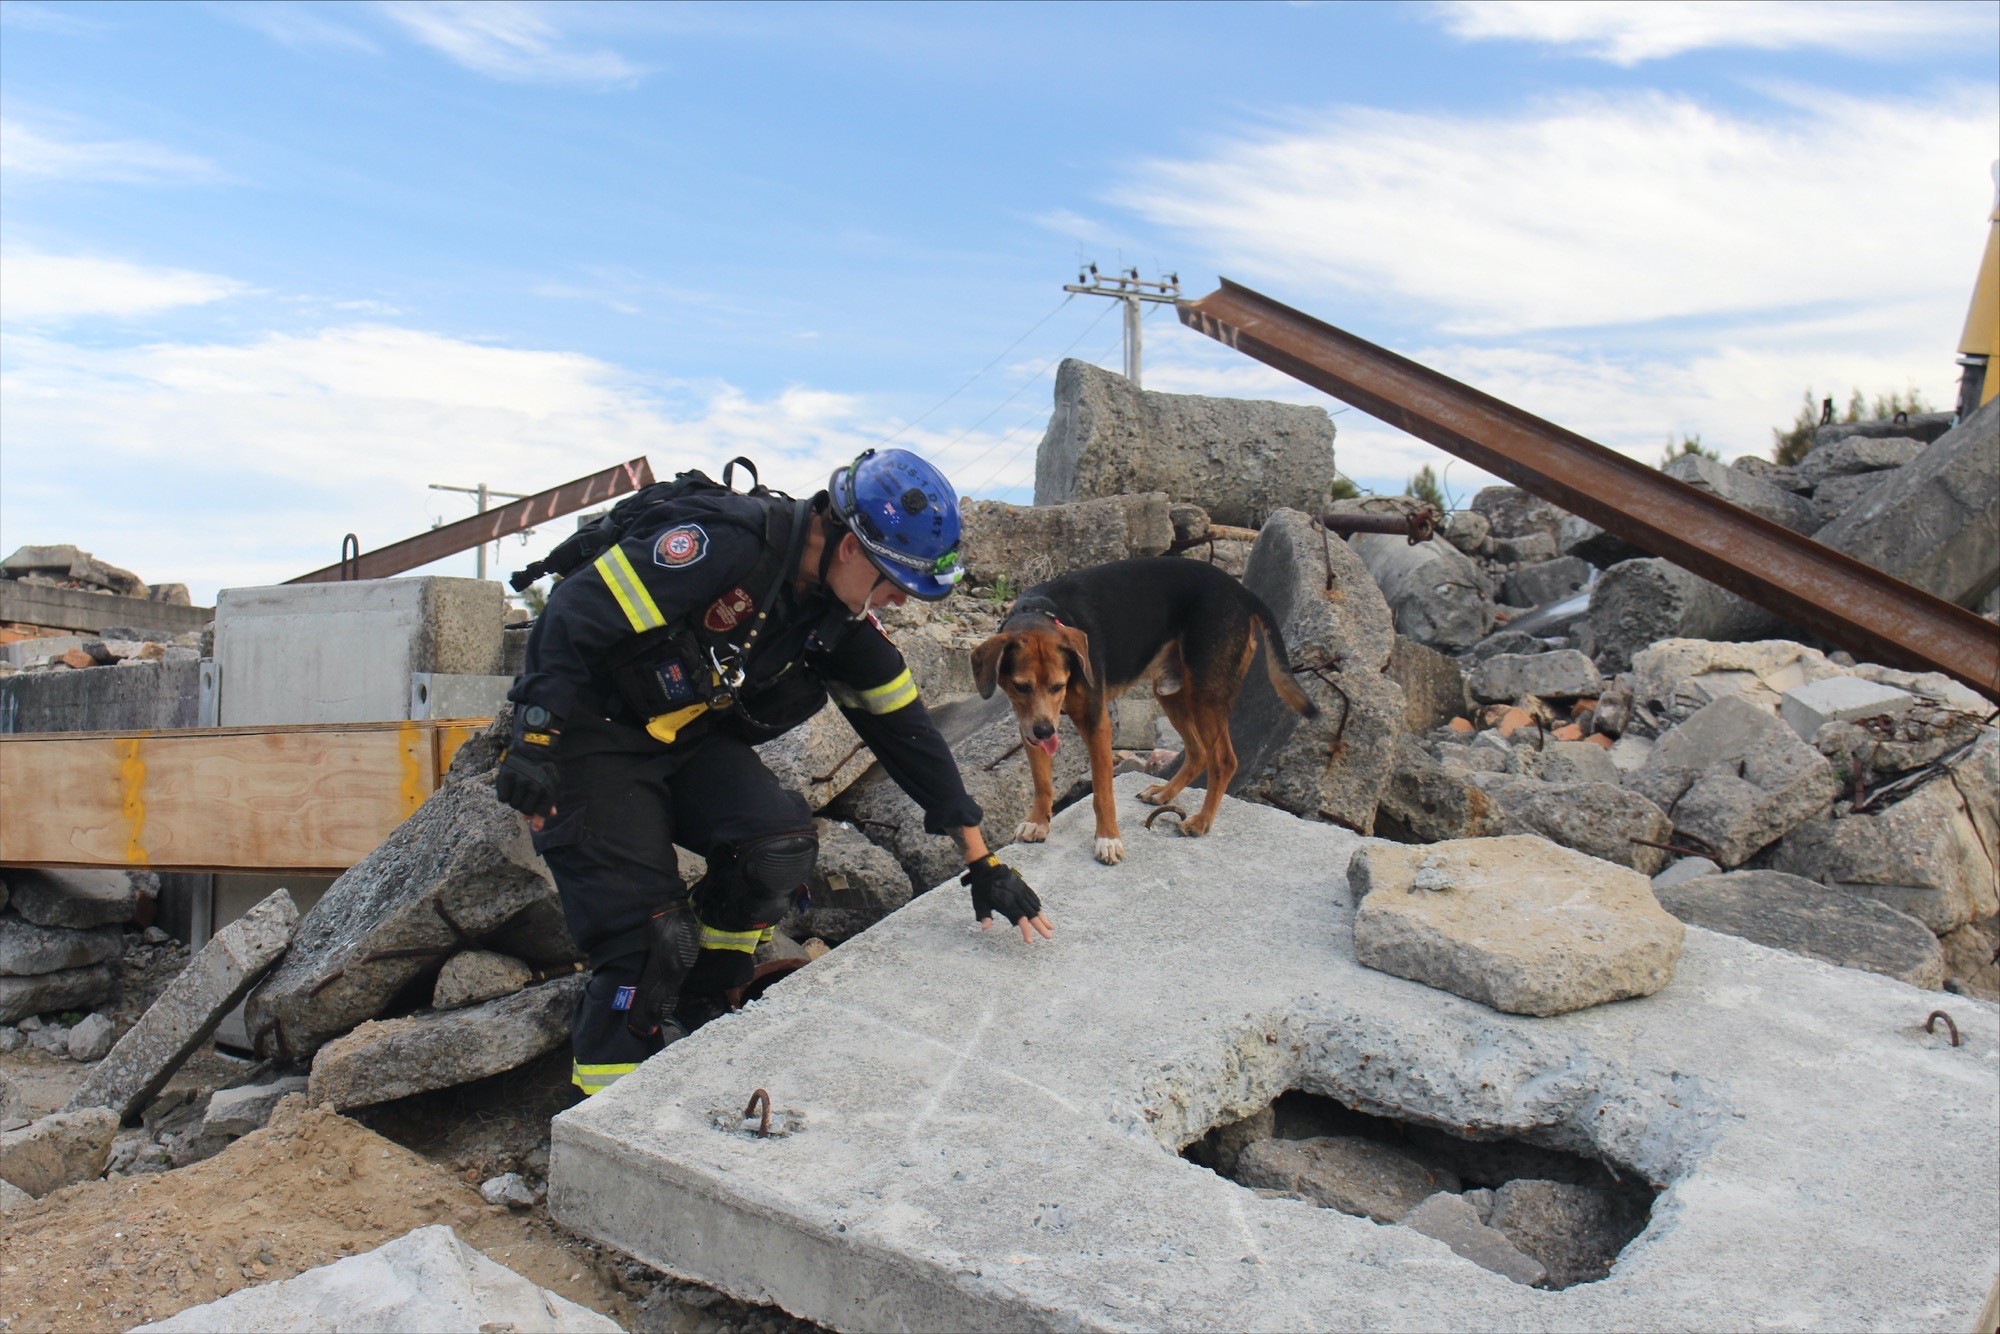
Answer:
[509,492,981,1095]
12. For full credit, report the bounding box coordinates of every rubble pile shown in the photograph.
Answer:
[1,543,191,608]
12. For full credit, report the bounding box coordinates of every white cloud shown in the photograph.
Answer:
[1429,1,1993,65]
[0,249,244,321]
[226,1,379,53]
[1117,87,1997,335]
[379,1,639,86]
[0,116,219,182]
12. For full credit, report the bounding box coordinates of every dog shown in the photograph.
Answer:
[971,557,1319,865]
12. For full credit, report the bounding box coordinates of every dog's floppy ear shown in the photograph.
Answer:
[1056,624,1094,688]
[971,633,1010,699]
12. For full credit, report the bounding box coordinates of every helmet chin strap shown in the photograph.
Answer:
[814,514,891,621]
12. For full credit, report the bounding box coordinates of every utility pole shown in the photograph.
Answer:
[1062,265,1181,388]
[428,481,531,580]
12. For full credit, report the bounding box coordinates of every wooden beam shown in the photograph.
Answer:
[0,720,488,873]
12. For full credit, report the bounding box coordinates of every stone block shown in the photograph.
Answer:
[1501,556,1591,610]
[1812,396,2000,608]
[0,917,122,977]
[1441,509,1489,553]
[65,1012,117,1061]
[214,575,504,726]
[1470,487,1566,546]
[0,963,113,1025]
[132,1225,619,1333]
[431,950,532,1011]
[1626,695,1839,865]
[1796,435,1927,487]
[1348,530,1493,655]
[1403,1192,1546,1286]
[1169,503,1209,545]
[1627,638,1844,730]
[959,493,1174,588]
[1234,1135,1458,1223]
[0,582,212,637]
[1663,452,1817,532]
[1654,869,1944,989]
[548,773,1999,1332]
[1488,1178,1646,1289]
[1526,740,1620,787]
[1651,856,1719,890]
[1227,513,1404,832]
[67,890,298,1122]
[1812,413,1954,448]
[1779,676,1915,740]
[0,1107,119,1197]
[0,656,200,734]
[1589,560,1789,674]
[1490,533,1557,565]
[1033,358,1338,527]
[1468,650,1602,704]
[245,775,575,1060]
[1351,837,1684,1016]
[201,1076,310,1138]
[1731,456,1810,492]
[1763,780,1998,935]
[306,974,584,1110]
[1385,636,1465,734]
[1808,470,1891,529]
[1,544,144,594]
[1463,773,1673,874]
[5,868,148,929]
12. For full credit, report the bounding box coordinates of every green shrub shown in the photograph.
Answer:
[1407,464,1446,510]
[1773,386,1934,465]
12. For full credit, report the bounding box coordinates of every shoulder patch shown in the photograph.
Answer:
[703,586,756,633]
[652,524,709,569]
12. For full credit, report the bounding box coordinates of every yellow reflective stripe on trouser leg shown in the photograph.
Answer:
[593,546,667,633]
[698,921,765,953]
[854,669,918,715]
[573,1061,639,1095]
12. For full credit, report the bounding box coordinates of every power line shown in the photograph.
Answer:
[966,316,1135,496]
[937,299,1119,467]
[877,293,1075,447]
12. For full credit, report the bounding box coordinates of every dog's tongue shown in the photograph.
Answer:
[1033,736,1060,756]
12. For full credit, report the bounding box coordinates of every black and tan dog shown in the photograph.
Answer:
[971,557,1318,864]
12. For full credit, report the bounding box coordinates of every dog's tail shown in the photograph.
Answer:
[1248,604,1321,719]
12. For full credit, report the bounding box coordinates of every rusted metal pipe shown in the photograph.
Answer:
[1179,281,2000,701]
[1318,508,1439,543]
[289,457,654,584]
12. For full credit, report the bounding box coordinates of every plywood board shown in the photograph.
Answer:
[0,719,492,873]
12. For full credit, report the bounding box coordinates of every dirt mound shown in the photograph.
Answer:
[0,1097,632,1332]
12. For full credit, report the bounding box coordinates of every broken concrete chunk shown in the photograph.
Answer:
[1402,1191,1547,1286]
[0,918,123,977]
[1808,470,1891,530]
[1034,358,1338,527]
[782,818,913,945]
[480,1171,541,1209]
[1589,561,1788,675]
[1779,676,1915,741]
[1811,708,1982,777]
[1233,1135,1458,1224]
[1763,780,1998,935]
[132,1224,620,1333]
[1526,740,1620,787]
[1468,650,1602,704]
[66,889,297,1122]
[1731,455,1811,492]
[307,974,585,1111]
[1464,773,1673,874]
[1656,869,1944,989]
[1442,509,1489,553]
[431,949,533,1011]
[1939,917,1999,1002]
[1470,487,1566,547]
[201,1076,311,1138]
[1626,695,1839,866]
[65,1012,117,1061]
[0,963,114,1026]
[1488,1178,1643,1288]
[1385,636,1467,734]
[1559,513,1650,569]
[5,868,150,930]
[245,776,577,1060]
[1349,529,1493,655]
[1501,556,1591,610]
[1795,434,1927,487]
[1812,396,2000,607]
[959,493,1174,588]
[1627,639,1843,729]
[1352,837,1685,1016]
[1651,856,1720,890]
[1812,413,1955,448]
[0,1107,119,1197]
[1663,452,1817,532]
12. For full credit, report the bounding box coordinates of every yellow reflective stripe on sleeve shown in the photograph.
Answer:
[852,668,918,715]
[572,1061,639,1095]
[698,921,764,954]
[825,681,862,709]
[593,545,667,633]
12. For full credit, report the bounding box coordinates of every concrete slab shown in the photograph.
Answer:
[551,774,1999,1332]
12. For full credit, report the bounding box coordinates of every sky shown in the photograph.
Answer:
[2,0,1995,603]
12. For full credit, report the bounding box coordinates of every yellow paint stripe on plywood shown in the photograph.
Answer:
[118,736,149,867]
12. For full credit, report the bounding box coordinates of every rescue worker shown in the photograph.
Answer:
[496,448,1052,1096]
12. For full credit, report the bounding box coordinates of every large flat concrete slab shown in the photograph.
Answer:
[551,774,2000,1332]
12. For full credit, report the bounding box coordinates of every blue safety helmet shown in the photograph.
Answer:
[826,448,965,601]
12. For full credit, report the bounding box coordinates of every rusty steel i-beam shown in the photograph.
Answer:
[1179,280,2000,701]
[288,457,654,584]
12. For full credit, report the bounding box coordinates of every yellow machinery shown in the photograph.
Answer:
[1958,173,1999,417]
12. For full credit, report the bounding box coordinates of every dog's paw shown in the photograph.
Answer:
[1178,813,1212,838]
[1136,784,1170,806]
[1095,836,1125,865]
[1013,820,1049,843]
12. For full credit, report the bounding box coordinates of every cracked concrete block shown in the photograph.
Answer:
[133,1225,619,1333]
[431,949,532,1011]
[1351,837,1684,1015]
[0,918,123,977]
[1812,413,1955,448]
[1386,636,1466,735]
[1463,773,1672,874]
[1809,470,1891,529]
[1780,676,1915,740]
[67,890,297,1122]
[547,772,2000,1332]
[0,1108,119,1197]
[1349,530,1493,655]
[0,963,114,1026]
[1625,695,1839,866]
[1589,561,1789,674]
[65,1012,116,1061]
[1796,434,1927,487]
[245,776,576,1060]
[201,1076,310,1138]
[1235,1135,1458,1223]
[1470,487,1565,547]
[1403,1191,1547,1286]
[1762,780,1998,935]
[307,974,584,1111]
[1663,452,1817,532]
[1654,869,1944,989]
[5,869,149,930]
[1468,650,1602,704]
[1034,358,1338,527]
[959,494,1174,587]
[1627,639,1844,730]
[1501,556,1591,610]
[1526,740,1620,787]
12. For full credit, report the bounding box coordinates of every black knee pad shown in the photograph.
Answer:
[697,829,817,931]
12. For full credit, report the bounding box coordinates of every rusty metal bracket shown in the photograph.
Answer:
[744,1088,773,1137]
[289,457,655,584]
[1179,281,2000,701]
[1924,1010,1961,1047]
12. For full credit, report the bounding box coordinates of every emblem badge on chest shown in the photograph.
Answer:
[653,524,708,568]
[704,586,755,632]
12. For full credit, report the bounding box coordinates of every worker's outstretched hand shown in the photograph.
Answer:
[962,855,1055,943]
